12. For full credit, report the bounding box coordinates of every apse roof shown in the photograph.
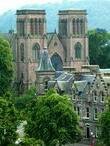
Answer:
[37,49,55,72]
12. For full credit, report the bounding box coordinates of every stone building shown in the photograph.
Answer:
[15,10,47,92]
[4,8,109,146]
[14,9,89,92]
[48,65,109,145]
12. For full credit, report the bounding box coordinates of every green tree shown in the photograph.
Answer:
[98,97,110,146]
[88,28,110,68]
[0,97,18,146]
[14,86,37,111]
[26,90,81,146]
[16,138,44,146]
[0,37,13,96]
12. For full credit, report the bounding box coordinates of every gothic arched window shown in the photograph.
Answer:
[32,43,40,61]
[74,42,82,59]
[20,43,24,62]
[51,53,63,71]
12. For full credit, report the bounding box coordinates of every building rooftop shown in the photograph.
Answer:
[58,9,87,15]
[16,9,46,15]
[100,69,110,74]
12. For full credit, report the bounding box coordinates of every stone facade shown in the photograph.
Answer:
[58,10,88,71]
[72,73,108,142]
[6,9,110,145]
[48,66,110,145]
[16,10,46,92]
[15,9,88,92]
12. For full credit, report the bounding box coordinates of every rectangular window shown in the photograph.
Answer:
[86,127,90,138]
[86,107,89,118]
[77,107,80,115]
[94,108,98,119]
[101,96,104,102]
[100,91,104,102]
[94,91,97,102]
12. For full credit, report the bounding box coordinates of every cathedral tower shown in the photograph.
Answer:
[58,10,89,71]
[16,10,46,92]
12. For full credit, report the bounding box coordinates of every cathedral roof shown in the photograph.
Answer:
[37,48,55,72]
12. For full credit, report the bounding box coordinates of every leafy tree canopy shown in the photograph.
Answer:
[26,89,82,146]
[0,97,18,146]
[88,28,110,68]
[14,86,37,111]
[98,97,110,146]
[0,37,14,96]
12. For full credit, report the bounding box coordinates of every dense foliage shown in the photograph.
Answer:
[0,37,13,96]
[26,90,81,146]
[98,98,110,146]
[14,86,36,111]
[0,97,18,146]
[89,28,110,68]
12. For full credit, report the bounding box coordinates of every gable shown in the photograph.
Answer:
[47,33,64,61]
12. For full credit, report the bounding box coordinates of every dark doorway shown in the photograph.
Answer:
[86,127,90,138]
[51,53,63,71]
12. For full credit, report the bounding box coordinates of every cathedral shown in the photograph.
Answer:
[7,9,110,146]
[15,9,89,91]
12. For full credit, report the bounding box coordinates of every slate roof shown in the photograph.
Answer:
[56,72,74,82]
[48,72,74,92]
[73,80,87,93]
[55,71,64,78]
[80,74,95,84]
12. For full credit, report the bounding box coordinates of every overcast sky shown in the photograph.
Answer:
[0,0,82,15]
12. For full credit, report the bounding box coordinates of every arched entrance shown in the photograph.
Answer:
[51,53,63,71]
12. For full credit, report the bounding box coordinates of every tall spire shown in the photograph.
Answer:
[37,48,55,72]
